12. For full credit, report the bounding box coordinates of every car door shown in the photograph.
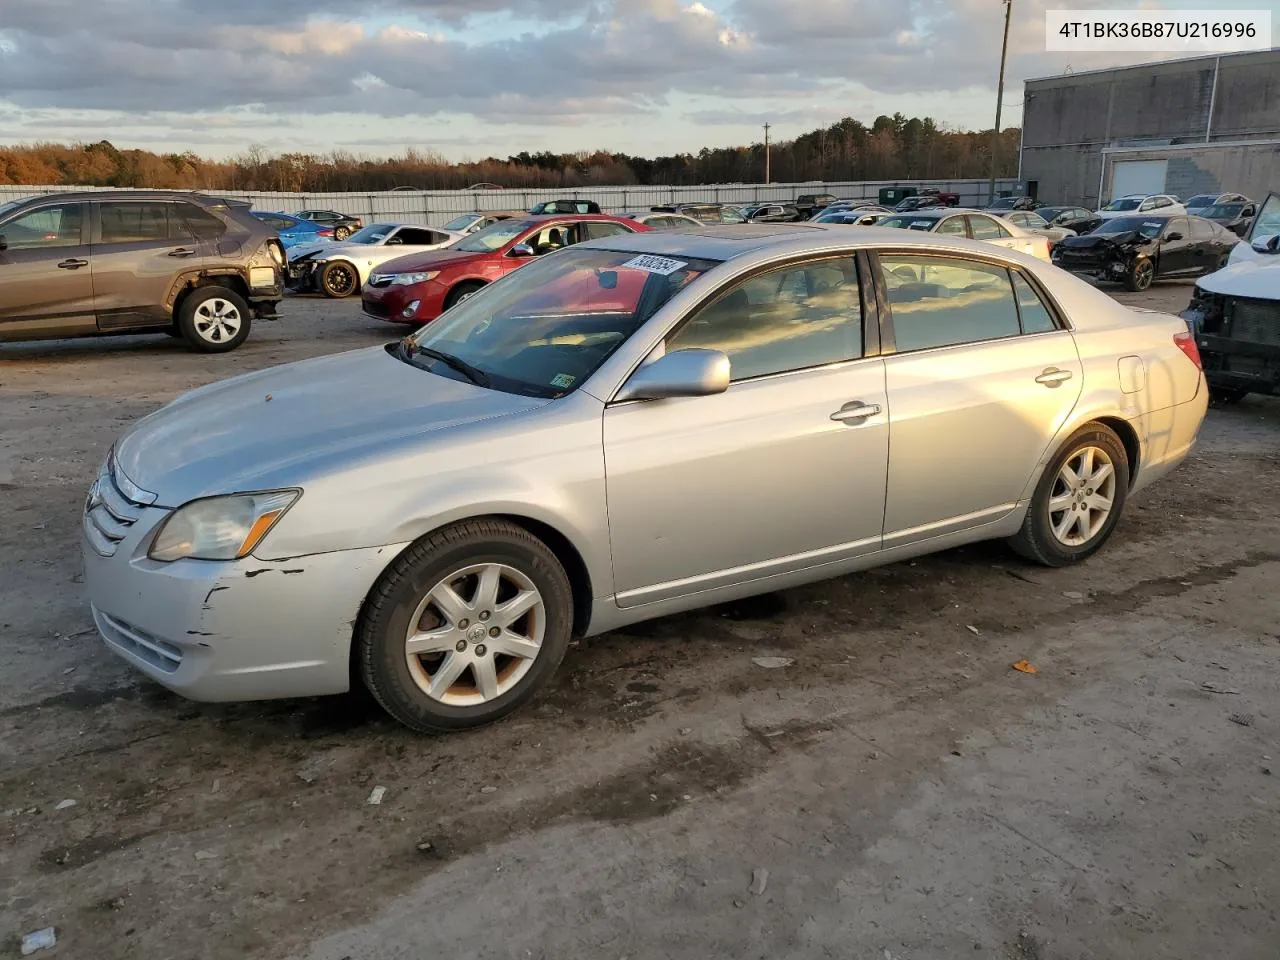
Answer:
[1156,216,1196,275]
[0,199,94,338]
[1187,217,1222,273]
[90,199,207,329]
[874,252,1083,544]
[603,254,888,606]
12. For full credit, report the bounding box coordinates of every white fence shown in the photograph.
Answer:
[0,178,1022,226]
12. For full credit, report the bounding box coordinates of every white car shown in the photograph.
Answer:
[287,222,463,298]
[876,208,1052,259]
[994,209,1077,249]
[1096,194,1186,221]
[1227,191,1280,266]
[1185,192,1251,216]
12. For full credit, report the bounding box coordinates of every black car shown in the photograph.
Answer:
[894,192,958,212]
[1052,215,1238,291]
[987,196,1038,211]
[528,199,602,215]
[1035,205,1103,235]
[294,209,364,240]
[795,193,837,218]
[1196,199,1258,237]
[740,202,803,223]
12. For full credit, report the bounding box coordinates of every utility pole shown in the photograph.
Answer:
[989,0,1013,205]
[763,122,772,183]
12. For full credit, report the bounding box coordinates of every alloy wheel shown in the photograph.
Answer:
[1047,446,1117,546]
[404,562,546,706]
[325,265,355,296]
[192,298,243,344]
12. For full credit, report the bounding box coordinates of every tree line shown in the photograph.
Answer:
[0,114,1021,191]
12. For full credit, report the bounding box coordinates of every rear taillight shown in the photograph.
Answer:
[318,227,335,237]
[1173,331,1202,370]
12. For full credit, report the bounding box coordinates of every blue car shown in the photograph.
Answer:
[252,211,335,249]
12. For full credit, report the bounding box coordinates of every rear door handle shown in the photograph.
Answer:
[167,247,196,258]
[57,258,88,270]
[1035,367,1074,387]
[830,401,882,423]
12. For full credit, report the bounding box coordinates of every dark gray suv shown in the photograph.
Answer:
[0,190,284,352]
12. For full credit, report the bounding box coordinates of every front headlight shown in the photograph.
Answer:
[389,271,439,285]
[149,490,300,562]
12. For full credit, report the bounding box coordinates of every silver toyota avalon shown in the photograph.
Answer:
[83,224,1208,733]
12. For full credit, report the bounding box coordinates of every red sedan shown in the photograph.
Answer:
[362,214,648,325]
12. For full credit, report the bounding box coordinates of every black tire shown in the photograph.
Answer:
[1210,386,1249,406]
[1124,258,1155,291]
[1008,423,1130,567]
[357,519,574,734]
[334,225,352,241]
[176,286,252,353]
[444,280,485,310]
[319,260,358,298]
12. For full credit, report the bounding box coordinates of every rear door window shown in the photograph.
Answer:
[584,221,633,240]
[879,255,1021,351]
[967,215,1009,240]
[936,216,967,236]
[97,201,173,243]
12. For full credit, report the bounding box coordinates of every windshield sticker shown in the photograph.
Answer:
[911,220,933,228]
[550,373,576,389]
[1143,222,1162,228]
[621,254,689,276]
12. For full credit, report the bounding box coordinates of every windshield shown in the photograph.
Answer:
[1101,197,1142,212]
[879,215,938,231]
[1094,217,1164,238]
[442,214,479,231]
[346,224,395,244]
[720,206,746,223]
[1036,207,1069,220]
[1201,203,1244,219]
[988,197,1018,209]
[1185,195,1217,208]
[1248,194,1280,243]
[403,248,717,397]
[455,219,533,252]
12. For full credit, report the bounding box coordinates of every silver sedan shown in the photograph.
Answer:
[84,225,1208,732]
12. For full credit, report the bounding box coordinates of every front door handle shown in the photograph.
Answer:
[1035,367,1074,387]
[58,258,88,270]
[830,401,882,423]
[167,247,196,258]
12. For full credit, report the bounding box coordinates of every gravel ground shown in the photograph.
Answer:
[2,280,1279,960]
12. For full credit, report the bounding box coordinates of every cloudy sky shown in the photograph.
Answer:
[0,0,1275,159]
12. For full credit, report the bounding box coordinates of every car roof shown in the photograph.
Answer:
[6,189,235,205]
[578,222,1055,265]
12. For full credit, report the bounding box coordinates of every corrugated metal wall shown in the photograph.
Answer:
[0,179,1021,225]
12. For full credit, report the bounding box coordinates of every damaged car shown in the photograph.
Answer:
[1182,228,1280,402]
[1052,214,1237,291]
[286,222,461,298]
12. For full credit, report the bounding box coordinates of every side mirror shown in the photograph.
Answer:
[1251,234,1280,255]
[510,243,535,258]
[615,349,730,402]
[0,234,6,251]
[1165,231,1183,241]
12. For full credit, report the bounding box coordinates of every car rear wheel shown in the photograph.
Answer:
[357,519,574,733]
[444,280,485,310]
[320,260,358,298]
[1009,423,1130,567]
[1125,258,1155,291]
[177,287,252,353]
[334,225,352,241]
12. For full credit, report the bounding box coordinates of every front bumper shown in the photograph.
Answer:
[361,278,446,325]
[1052,252,1128,280]
[83,500,408,702]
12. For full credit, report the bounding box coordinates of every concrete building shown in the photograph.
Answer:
[1019,50,1280,209]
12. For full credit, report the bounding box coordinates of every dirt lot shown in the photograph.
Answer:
[2,281,1279,960]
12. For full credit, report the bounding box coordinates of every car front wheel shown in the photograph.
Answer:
[1125,257,1155,291]
[320,260,359,298]
[357,519,574,733]
[1009,424,1130,567]
[177,287,252,353]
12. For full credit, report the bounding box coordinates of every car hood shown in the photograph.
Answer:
[373,247,494,273]
[288,240,374,261]
[113,346,549,505]
[1197,256,1280,299]
[1060,232,1147,251]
